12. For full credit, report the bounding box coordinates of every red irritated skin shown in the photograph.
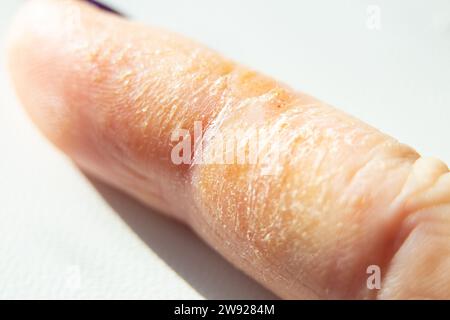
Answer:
[7,0,450,299]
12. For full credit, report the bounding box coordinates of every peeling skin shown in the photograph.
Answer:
[7,0,450,299]
[190,86,420,298]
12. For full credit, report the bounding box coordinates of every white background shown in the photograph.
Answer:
[0,0,449,299]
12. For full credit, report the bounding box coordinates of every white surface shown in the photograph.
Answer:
[0,0,449,299]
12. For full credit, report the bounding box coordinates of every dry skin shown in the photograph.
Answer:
[7,0,450,299]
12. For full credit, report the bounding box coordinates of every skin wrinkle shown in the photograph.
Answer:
[410,172,450,210]
[341,159,420,298]
[390,160,449,223]
[372,158,450,298]
[343,141,415,205]
[378,203,450,299]
[387,160,450,242]
[399,160,449,210]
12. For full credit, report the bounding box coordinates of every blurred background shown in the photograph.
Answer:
[0,0,449,299]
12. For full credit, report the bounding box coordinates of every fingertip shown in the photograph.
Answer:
[7,0,76,150]
[7,0,127,150]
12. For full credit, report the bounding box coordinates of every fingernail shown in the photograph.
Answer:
[85,0,125,17]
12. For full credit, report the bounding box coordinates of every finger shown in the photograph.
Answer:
[7,0,450,299]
